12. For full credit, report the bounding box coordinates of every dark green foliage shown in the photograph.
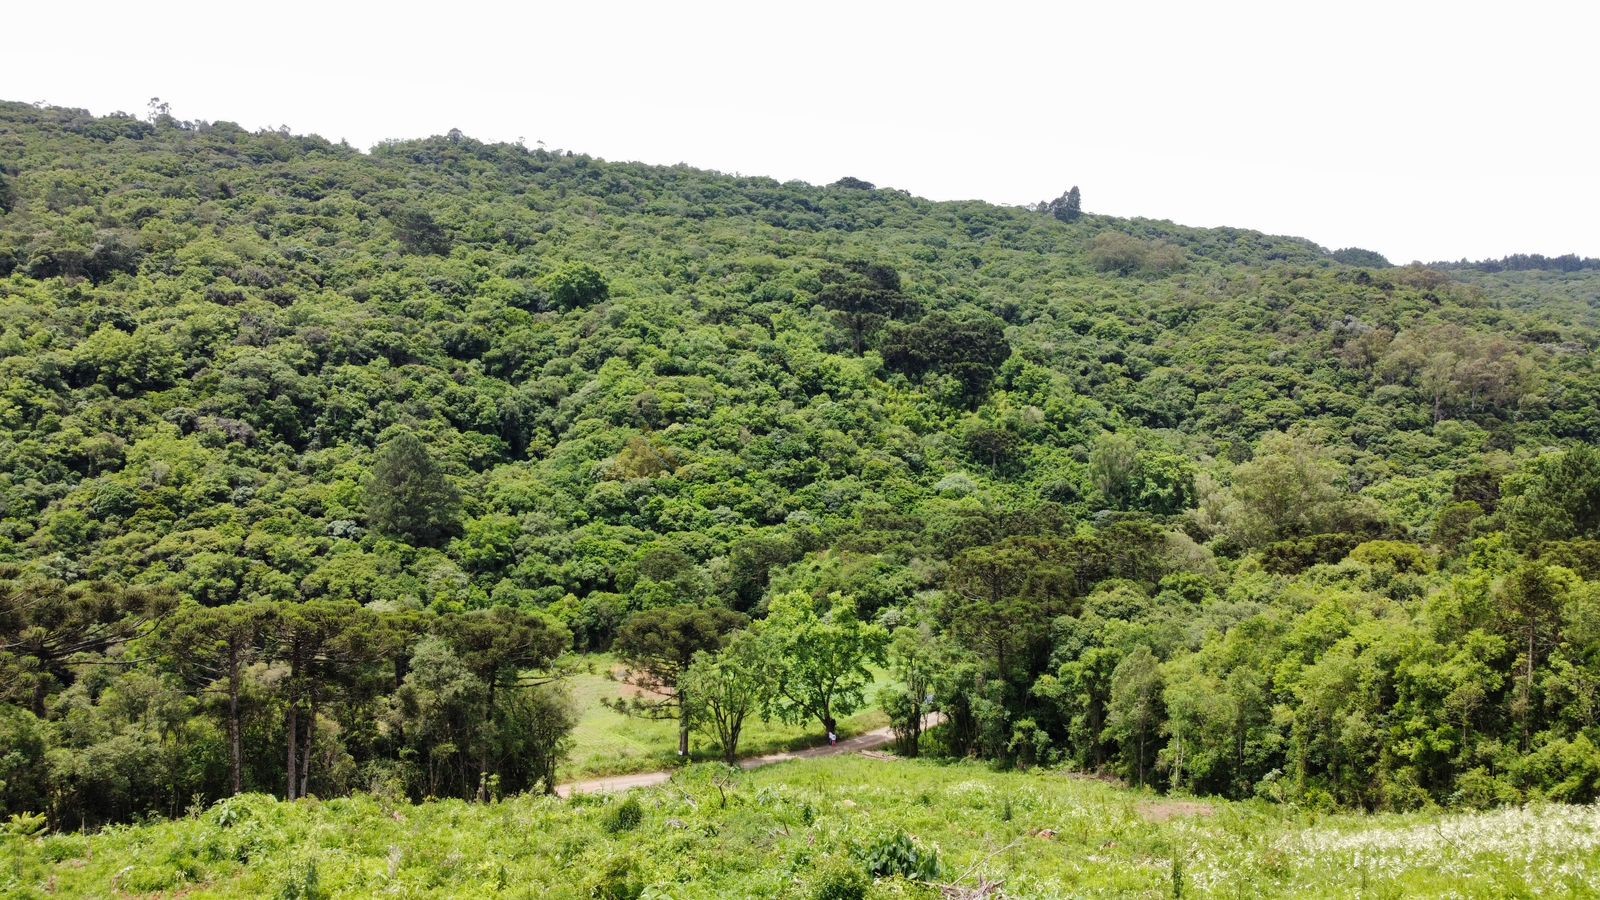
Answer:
[593,855,646,900]
[1440,253,1600,273]
[388,205,452,256]
[815,260,916,353]
[1259,533,1363,574]
[1499,445,1600,547]
[0,704,48,815]
[0,570,175,714]
[879,309,1011,407]
[365,431,462,547]
[611,605,747,755]
[543,261,609,309]
[1331,246,1392,268]
[1042,185,1082,222]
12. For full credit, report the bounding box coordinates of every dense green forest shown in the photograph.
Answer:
[4,99,1600,833]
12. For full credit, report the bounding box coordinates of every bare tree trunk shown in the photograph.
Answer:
[228,643,242,796]
[725,716,744,764]
[678,690,690,757]
[285,699,298,801]
[286,640,303,801]
[478,679,497,802]
[299,687,317,798]
[1525,629,1536,751]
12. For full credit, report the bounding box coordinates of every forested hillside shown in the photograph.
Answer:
[4,99,1600,830]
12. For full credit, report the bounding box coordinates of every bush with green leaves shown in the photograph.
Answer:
[602,796,644,834]
[855,829,940,881]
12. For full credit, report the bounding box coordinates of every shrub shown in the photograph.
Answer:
[278,857,323,900]
[592,854,645,900]
[1513,734,1600,803]
[810,856,870,900]
[602,796,643,834]
[855,830,940,881]
[1348,540,1432,575]
[1452,767,1522,809]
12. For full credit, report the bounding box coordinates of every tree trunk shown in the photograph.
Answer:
[1525,628,1536,751]
[227,642,242,796]
[478,679,498,802]
[285,639,303,801]
[677,689,690,757]
[725,711,745,764]
[285,698,298,801]
[299,685,317,799]
[1173,727,1183,790]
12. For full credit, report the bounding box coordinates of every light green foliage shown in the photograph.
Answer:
[1105,645,1164,787]
[682,631,770,763]
[1216,430,1359,548]
[1087,232,1188,275]
[756,592,889,736]
[878,624,942,756]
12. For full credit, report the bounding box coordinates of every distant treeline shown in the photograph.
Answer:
[1433,253,1600,273]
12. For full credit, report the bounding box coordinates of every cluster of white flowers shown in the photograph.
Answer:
[1284,803,1600,861]
[1180,805,1600,895]
[945,780,998,804]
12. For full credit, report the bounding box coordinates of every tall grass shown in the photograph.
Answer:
[6,756,1597,898]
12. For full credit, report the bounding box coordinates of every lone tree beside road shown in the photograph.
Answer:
[682,630,770,764]
[755,592,888,740]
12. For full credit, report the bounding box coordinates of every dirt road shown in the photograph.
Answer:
[556,714,943,797]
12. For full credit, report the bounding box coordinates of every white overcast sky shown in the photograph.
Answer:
[4,0,1596,263]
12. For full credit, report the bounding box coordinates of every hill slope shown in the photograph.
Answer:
[3,100,1600,829]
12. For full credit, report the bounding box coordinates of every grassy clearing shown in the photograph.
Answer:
[5,756,1598,898]
[559,653,893,781]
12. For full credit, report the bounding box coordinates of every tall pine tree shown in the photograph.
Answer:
[366,431,461,547]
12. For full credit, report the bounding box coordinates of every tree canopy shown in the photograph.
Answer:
[2,99,1600,823]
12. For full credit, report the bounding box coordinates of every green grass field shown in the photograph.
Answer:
[558,654,893,782]
[6,756,1597,898]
